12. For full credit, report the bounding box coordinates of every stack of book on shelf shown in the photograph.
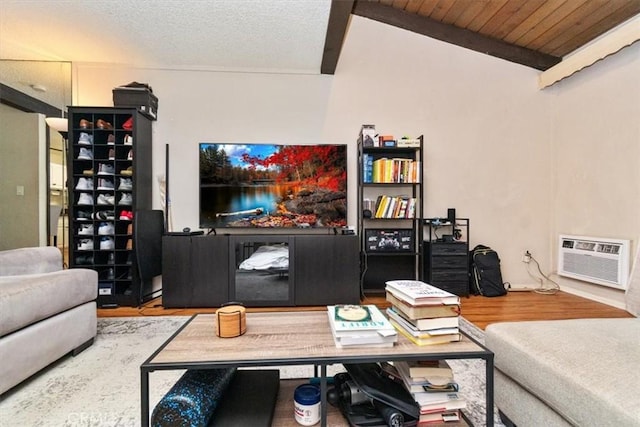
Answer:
[385,280,461,346]
[326,305,397,348]
[362,155,420,183]
[381,360,466,424]
[371,195,417,219]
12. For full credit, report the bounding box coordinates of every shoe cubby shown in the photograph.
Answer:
[68,107,152,307]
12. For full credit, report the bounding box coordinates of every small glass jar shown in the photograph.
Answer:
[294,384,320,426]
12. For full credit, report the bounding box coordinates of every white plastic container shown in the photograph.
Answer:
[294,384,320,426]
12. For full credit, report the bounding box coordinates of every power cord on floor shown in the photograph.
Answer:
[526,254,560,295]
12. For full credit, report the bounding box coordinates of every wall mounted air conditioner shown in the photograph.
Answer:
[558,234,630,290]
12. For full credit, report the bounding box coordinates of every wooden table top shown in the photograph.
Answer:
[144,311,489,368]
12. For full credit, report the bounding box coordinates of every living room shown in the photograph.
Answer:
[1,1,639,426]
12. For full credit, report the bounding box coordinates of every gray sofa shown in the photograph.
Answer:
[486,264,640,426]
[0,246,98,394]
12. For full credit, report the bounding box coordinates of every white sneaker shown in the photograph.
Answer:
[98,222,115,235]
[124,134,133,145]
[97,194,115,205]
[97,178,114,190]
[78,224,94,235]
[78,239,94,250]
[78,193,93,205]
[118,193,132,205]
[118,178,133,191]
[127,150,133,160]
[97,163,115,175]
[75,177,93,190]
[78,147,93,160]
[99,237,115,250]
[108,148,115,160]
[78,133,93,145]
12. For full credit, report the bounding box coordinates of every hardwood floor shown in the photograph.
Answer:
[97,290,633,330]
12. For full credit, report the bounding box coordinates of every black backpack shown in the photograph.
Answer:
[469,245,507,297]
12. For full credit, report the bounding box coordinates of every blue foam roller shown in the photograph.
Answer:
[151,368,237,427]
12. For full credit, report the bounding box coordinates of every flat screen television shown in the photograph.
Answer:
[199,143,347,229]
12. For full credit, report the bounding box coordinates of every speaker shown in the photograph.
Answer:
[447,208,456,223]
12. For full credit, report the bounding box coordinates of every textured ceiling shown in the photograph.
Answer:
[0,0,332,74]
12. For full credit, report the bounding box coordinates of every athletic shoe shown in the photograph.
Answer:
[77,239,93,250]
[83,168,94,176]
[108,148,115,160]
[100,268,115,280]
[75,177,93,190]
[118,177,133,191]
[75,254,94,265]
[99,237,115,250]
[78,224,94,235]
[118,193,132,205]
[97,178,114,190]
[97,163,115,175]
[97,194,115,205]
[120,167,133,176]
[122,117,133,130]
[76,210,92,221]
[107,134,115,145]
[127,150,133,160]
[93,210,116,220]
[126,238,133,250]
[127,223,133,235]
[107,253,115,264]
[78,193,93,205]
[98,222,115,235]
[78,133,93,145]
[124,134,133,145]
[119,210,133,221]
[78,147,93,160]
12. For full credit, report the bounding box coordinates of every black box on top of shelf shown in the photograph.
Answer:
[113,87,158,120]
[365,229,414,252]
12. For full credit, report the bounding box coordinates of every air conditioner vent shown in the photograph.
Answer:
[558,234,630,290]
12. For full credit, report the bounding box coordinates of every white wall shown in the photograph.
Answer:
[548,42,640,307]
[73,16,639,306]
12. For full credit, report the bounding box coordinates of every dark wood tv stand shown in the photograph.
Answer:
[162,234,360,307]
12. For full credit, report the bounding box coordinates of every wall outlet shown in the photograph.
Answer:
[522,250,531,263]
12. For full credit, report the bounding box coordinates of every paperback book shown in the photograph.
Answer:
[327,305,397,348]
[386,308,459,337]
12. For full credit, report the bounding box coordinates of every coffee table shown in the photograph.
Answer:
[141,312,494,426]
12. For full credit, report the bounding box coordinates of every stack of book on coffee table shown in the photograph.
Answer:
[385,280,461,346]
[382,360,466,424]
[327,304,397,348]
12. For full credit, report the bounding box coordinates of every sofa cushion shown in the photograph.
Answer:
[486,318,640,427]
[0,268,97,337]
[0,247,62,276]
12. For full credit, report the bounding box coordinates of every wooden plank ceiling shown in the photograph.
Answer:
[322,0,640,73]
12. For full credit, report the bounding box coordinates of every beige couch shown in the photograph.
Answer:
[0,247,97,395]
[486,263,640,426]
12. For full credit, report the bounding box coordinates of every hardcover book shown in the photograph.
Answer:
[386,292,460,319]
[386,280,460,306]
[386,306,459,332]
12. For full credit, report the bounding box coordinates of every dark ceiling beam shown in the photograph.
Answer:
[352,1,562,71]
[321,0,355,75]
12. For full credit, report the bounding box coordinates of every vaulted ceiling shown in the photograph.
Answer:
[323,0,640,73]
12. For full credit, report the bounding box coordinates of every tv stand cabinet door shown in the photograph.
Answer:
[294,235,359,305]
[162,235,229,307]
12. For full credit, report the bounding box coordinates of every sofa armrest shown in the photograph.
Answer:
[0,247,62,276]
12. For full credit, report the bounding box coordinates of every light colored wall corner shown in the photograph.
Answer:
[549,42,640,308]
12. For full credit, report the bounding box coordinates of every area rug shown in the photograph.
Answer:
[1,316,504,426]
